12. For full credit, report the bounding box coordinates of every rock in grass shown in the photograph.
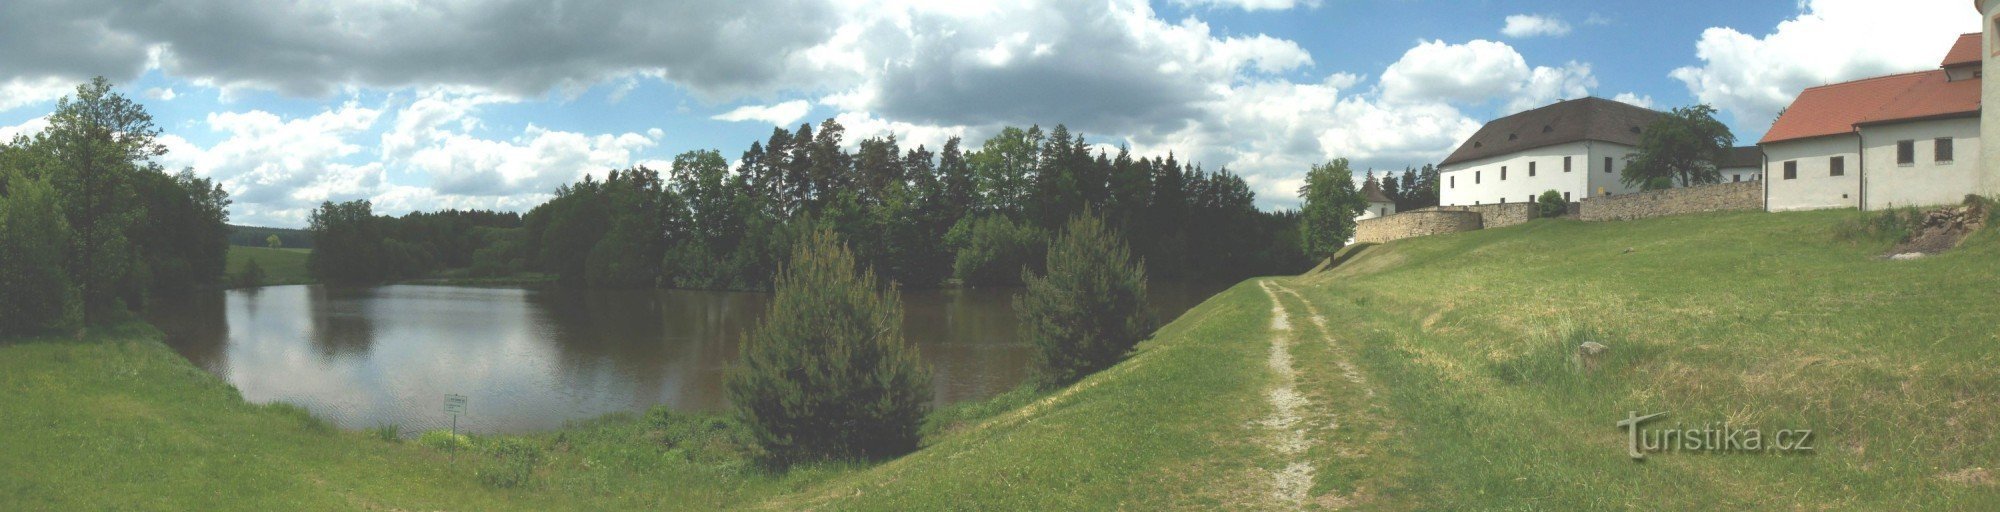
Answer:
[1577,341,1609,372]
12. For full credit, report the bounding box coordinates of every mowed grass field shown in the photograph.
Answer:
[3,206,1998,509]
[225,245,311,286]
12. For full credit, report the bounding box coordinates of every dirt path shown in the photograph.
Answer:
[1264,280,1389,510]
[1257,280,1317,510]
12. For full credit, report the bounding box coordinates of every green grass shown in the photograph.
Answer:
[225,246,312,287]
[7,207,2000,509]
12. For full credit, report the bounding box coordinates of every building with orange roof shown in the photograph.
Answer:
[1760,29,1988,211]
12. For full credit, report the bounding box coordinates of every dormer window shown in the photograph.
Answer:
[1474,141,1483,148]
[1629,126,1642,134]
[1542,125,1553,133]
[1508,133,1518,141]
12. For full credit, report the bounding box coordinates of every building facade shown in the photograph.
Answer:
[1762,28,1995,211]
[1438,97,1662,207]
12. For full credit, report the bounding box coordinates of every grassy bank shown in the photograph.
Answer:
[1277,207,2000,509]
[7,207,1999,509]
[226,246,311,286]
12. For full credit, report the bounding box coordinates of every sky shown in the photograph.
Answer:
[0,0,1983,227]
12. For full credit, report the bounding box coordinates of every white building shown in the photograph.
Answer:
[1718,146,1764,183]
[1437,97,1663,207]
[1356,178,1396,221]
[1762,31,1995,211]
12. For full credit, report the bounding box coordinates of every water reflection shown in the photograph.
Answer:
[147,282,1228,433]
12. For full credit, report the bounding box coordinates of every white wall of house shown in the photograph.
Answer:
[1440,141,1594,206]
[1356,200,1396,221]
[1986,0,2000,196]
[1764,135,1862,211]
[1584,142,1644,198]
[1859,117,1983,210]
[1719,166,1762,183]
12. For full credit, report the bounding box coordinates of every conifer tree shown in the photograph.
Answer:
[727,227,932,465]
[1016,210,1155,388]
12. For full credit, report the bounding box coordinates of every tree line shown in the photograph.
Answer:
[0,78,231,337]
[309,121,1310,289]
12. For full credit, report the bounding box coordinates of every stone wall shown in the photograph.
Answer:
[1578,181,1763,221]
[1353,210,1484,244]
[1417,203,1541,228]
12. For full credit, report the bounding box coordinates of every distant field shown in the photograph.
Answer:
[226,246,311,286]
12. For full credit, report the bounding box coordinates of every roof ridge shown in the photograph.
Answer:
[1796,69,1938,92]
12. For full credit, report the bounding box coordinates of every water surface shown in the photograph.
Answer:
[148,282,1228,433]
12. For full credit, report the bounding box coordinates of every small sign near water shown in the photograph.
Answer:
[444,394,468,415]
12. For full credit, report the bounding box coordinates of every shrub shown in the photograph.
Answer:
[948,215,1048,287]
[369,423,400,442]
[475,438,544,489]
[1537,190,1567,218]
[0,174,82,338]
[234,258,266,288]
[726,227,933,466]
[1016,211,1156,388]
[419,429,473,451]
[645,408,750,464]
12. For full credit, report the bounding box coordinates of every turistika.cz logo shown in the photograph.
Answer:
[1616,411,1814,460]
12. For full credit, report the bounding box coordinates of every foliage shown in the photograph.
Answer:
[1016,211,1156,388]
[474,438,545,489]
[1537,189,1567,218]
[1298,159,1369,258]
[948,214,1049,287]
[1624,104,1734,190]
[0,174,82,337]
[227,224,312,249]
[0,77,228,329]
[419,430,473,451]
[266,234,283,249]
[727,228,933,466]
[306,200,520,284]
[233,258,266,288]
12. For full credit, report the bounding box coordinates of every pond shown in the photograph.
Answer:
[146,282,1231,434]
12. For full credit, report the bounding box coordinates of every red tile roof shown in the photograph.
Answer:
[1942,33,1982,68]
[1760,71,1935,144]
[1856,70,1981,126]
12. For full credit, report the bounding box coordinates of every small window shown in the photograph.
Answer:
[1501,166,1507,180]
[1379,208,1386,216]
[1500,197,1507,204]
[1937,138,1954,163]
[1475,200,1481,205]
[1526,195,1533,204]
[1897,140,1915,165]
[1450,175,1455,188]
[1604,157,1613,174]
[1542,125,1553,133]
[1563,192,1571,201]
[1508,133,1518,141]
[1474,141,1483,148]
[1733,175,1741,183]
[1563,156,1572,172]
[1529,162,1537,177]
[1476,171,1482,184]
[1783,161,1797,180]
[1830,156,1845,177]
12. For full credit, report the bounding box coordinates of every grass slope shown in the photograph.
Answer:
[226,246,311,286]
[6,208,1998,509]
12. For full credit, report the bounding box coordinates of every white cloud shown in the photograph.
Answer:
[1502,14,1572,38]
[1506,61,1596,114]
[712,100,814,127]
[1670,0,1980,128]
[0,116,49,141]
[144,87,177,101]
[0,77,72,113]
[1381,39,1595,112]
[1172,0,1321,12]
[1612,92,1656,109]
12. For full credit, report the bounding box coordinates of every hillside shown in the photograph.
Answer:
[226,245,312,286]
[227,224,313,249]
[5,208,1998,509]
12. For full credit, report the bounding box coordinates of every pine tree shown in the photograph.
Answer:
[727,227,932,465]
[1016,210,1155,388]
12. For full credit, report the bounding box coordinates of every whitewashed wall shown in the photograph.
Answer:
[1765,135,1862,211]
[1860,117,1983,210]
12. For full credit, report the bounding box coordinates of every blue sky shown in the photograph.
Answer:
[0,0,1981,227]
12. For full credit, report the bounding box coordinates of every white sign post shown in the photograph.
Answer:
[443,394,468,455]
